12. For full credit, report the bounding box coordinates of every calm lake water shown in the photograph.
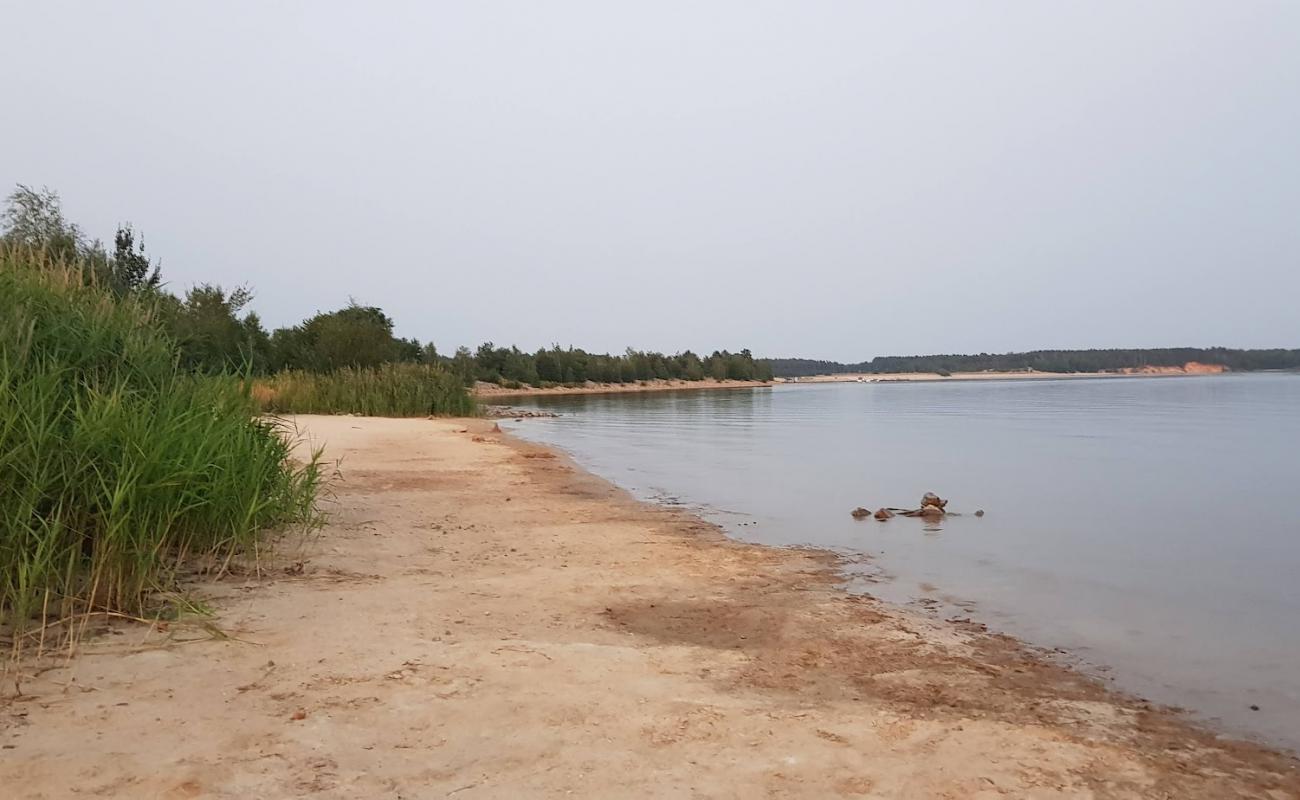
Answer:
[500,374,1300,751]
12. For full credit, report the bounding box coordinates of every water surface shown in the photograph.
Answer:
[500,374,1300,750]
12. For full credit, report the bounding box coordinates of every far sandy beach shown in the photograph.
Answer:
[3,415,1296,798]
[475,364,1230,400]
[780,363,1228,385]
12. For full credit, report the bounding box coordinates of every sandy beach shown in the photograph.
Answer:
[3,415,1297,799]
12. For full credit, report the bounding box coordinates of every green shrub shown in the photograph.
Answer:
[255,363,477,417]
[0,245,323,650]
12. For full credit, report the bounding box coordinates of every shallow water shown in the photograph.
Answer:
[500,373,1300,751]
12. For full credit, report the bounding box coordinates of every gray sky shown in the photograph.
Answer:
[4,2,1298,361]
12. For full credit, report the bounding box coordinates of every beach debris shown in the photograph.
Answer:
[896,492,948,518]
[921,492,948,510]
[858,492,985,525]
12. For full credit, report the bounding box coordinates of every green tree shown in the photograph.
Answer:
[394,336,423,363]
[308,303,402,369]
[707,351,728,380]
[2,185,163,296]
[166,284,270,373]
[1,184,84,262]
[108,223,161,295]
[269,325,315,371]
[451,346,476,385]
[270,302,410,372]
[680,350,705,380]
[535,348,562,383]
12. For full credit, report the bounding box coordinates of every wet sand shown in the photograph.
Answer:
[2,415,1297,798]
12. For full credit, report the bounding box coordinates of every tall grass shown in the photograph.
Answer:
[1,245,323,653]
[256,363,478,417]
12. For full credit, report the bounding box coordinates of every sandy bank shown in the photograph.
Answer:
[3,416,1296,798]
[1114,361,1228,376]
[474,377,771,399]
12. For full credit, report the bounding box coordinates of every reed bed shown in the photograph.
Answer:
[255,363,477,417]
[0,246,323,654]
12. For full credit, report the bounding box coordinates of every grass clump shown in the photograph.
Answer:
[1,245,323,653]
[255,363,477,417]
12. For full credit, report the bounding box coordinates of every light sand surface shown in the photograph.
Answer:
[2,415,1297,799]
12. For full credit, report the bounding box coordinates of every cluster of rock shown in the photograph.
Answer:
[850,507,895,521]
[851,492,984,522]
[482,405,560,419]
[911,492,947,518]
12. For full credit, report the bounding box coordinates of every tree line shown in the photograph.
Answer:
[462,344,772,388]
[763,347,1300,377]
[2,185,772,387]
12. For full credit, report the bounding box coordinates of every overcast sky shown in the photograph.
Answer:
[4,2,1297,361]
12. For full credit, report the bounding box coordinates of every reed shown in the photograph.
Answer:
[255,363,477,417]
[0,245,323,654]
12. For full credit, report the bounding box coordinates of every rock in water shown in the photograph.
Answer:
[921,492,947,509]
[850,507,871,519]
[874,508,895,521]
[974,509,985,517]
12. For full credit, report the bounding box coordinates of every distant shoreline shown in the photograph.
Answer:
[473,377,773,399]
[471,364,1241,399]
[779,363,1229,385]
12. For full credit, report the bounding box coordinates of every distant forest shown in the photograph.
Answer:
[2,184,774,391]
[466,345,772,388]
[762,348,1300,377]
